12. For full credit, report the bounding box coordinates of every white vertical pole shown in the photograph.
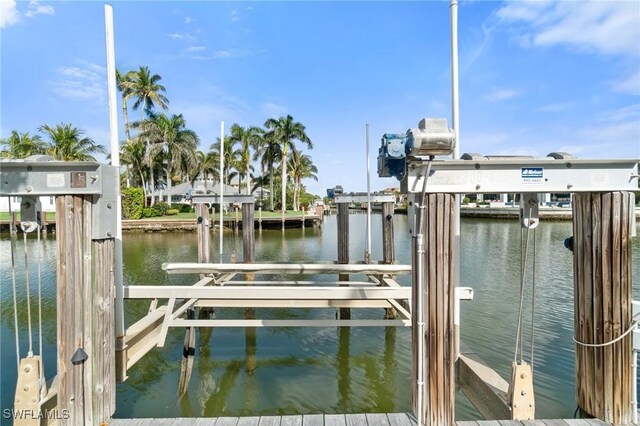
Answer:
[366,123,371,262]
[104,4,125,350]
[450,0,462,361]
[219,121,225,263]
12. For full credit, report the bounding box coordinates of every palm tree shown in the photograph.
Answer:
[128,66,169,205]
[137,113,198,206]
[288,148,318,211]
[120,138,147,190]
[39,123,105,161]
[210,137,240,188]
[128,66,169,117]
[116,69,135,140]
[255,132,281,210]
[0,130,48,159]
[264,115,313,212]
[189,150,219,188]
[229,124,262,195]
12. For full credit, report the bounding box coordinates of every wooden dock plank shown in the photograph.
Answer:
[303,414,324,426]
[563,420,590,425]
[280,416,303,426]
[324,414,346,426]
[386,413,415,426]
[345,413,368,426]
[498,421,523,426]
[238,417,261,426]
[216,417,240,426]
[365,413,390,426]
[259,416,281,426]
[456,422,480,426]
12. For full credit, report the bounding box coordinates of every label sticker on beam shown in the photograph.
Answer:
[521,167,543,184]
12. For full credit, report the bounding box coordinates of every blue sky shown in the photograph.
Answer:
[1,0,639,196]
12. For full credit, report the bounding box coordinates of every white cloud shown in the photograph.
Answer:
[610,70,640,95]
[0,0,19,28]
[484,88,521,102]
[25,0,54,18]
[167,32,195,41]
[598,104,640,124]
[260,102,288,118]
[230,10,239,22]
[186,46,206,53]
[50,64,106,102]
[184,16,193,24]
[536,102,573,113]
[497,1,640,57]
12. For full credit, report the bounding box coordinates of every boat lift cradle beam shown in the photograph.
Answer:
[402,157,638,194]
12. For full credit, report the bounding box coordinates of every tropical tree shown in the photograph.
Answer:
[128,66,169,117]
[116,69,135,140]
[264,115,312,212]
[128,66,169,205]
[39,123,105,161]
[0,131,48,159]
[137,113,198,206]
[120,138,147,190]
[189,150,219,187]
[210,136,240,187]
[255,131,281,210]
[229,124,263,195]
[288,148,318,211]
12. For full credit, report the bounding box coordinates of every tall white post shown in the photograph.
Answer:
[219,121,225,263]
[366,123,372,262]
[104,4,125,356]
[450,0,462,360]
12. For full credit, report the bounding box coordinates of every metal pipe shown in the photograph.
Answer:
[366,123,372,262]
[633,349,638,424]
[219,121,224,263]
[450,0,462,361]
[416,232,425,426]
[104,4,125,349]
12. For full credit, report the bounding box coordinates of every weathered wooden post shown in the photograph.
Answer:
[56,195,115,425]
[412,193,455,425]
[573,191,634,424]
[242,201,256,321]
[337,201,350,320]
[177,202,212,396]
[382,201,397,319]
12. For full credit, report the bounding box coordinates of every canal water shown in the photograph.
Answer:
[1,213,639,422]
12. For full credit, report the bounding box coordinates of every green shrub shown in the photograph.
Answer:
[153,202,170,216]
[477,201,490,206]
[166,208,179,216]
[142,208,160,218]
[462,197,470,205]
[121,187,144,219]
[177,203,193,213]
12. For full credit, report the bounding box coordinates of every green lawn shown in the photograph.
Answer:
[0,211,56,221]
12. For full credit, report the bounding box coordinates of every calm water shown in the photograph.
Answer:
[1,213,639,422]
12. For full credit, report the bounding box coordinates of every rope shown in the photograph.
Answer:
[514,205,532,363]
[23,231,34,356]
[530,226,537,370]
[37,223,46,398]
[8,200,21,369]
[573,315,639,348]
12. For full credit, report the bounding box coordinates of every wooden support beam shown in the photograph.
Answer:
[457,353,510,420]
[382,202,395,265]
[413,193,456,425]
[125,286,411,300]
[194,299,399,309]
[163,262,412,275]
[170,319,411,327]
[55,195,115,425]
[242,202,255,264]
[337,202,351,320]
[573,191,634,425]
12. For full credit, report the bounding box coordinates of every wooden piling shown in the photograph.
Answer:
[412,193,455,425]
[337,202,350,320]
[382,201,397,319]
[196,203,210,264]
[56,195,115,425]
[242,202,255,264]
[573,191,634,425]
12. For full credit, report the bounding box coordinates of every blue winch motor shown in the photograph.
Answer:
[378,133,410,181]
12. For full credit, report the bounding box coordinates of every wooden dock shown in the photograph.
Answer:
[109,413,611,426]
